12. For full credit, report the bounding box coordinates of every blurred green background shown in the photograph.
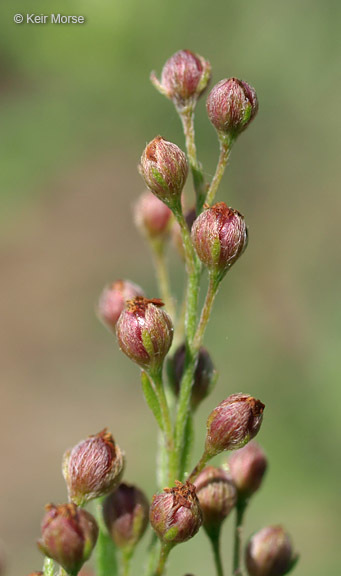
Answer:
[0,0,340,575]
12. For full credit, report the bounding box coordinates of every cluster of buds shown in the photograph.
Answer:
[63,429,124,506]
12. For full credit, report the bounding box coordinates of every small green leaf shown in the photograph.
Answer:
[141,372,164,431]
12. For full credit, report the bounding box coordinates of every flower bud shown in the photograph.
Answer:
[98,280,145,331]
[37,503,98,576]
[191,202,248,279]
[207,78,258,137]
[150,481,202,544]
[103,483,149,550]
[134,191,172,239]
[139,137,188,208]
[205,394,265,457]
[172,207,196,260]
[116,297,173,371]
[194,467,236,534]
[63,429,124,506]
[246,526,298,576]
[151,50,211,108]
[229,441,268,500]
[168,344,216,409]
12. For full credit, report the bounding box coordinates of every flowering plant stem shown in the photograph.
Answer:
[178,106,206,211]
[208,527,224,576]
[150,238,175,320]
[95,498,118,576]
[155,543,173,576]
[43,558,55,576]
[206,133,234,206]
[233,500,247,576]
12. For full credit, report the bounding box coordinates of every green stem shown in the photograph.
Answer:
[206,134,234,206]
[233,500,247,576]
[179,106,206,212]
[57,569,68,576]
[208,528,224,576]
[149,367,176,484]
[43,558,55,576]
[193,272,220,351]
[145,532,160,576]
[95,498,118,576]
[187,451,211,483]
[150,238,175,320]
[121,547,133,576]
[154,542,173,576]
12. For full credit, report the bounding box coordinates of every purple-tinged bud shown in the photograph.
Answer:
[116,297,173,371]
[194,467,236,534]
[134,191,172,239]
[168,344,216,409]
[103,483,149,550]
[98,280,145,331]
[229,442,268,500]
[191,203,248,279]
[37,503,98,576]
[172,207,197,260]
[207,78,258,137]
[151,50,211,109]
[150,481,202,544]
[63,429,124,506]
[205,394,265,457]
[139,137,188,208]
[246,526,298,576]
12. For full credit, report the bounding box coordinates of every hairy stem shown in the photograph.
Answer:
[187,451,211,483]
[233,500,247,576]
[179,106,206,211]
[95,498,118,576]
[150,238,175,320]
[206,134,234,206]
[43,558,55,576]
[154,542,173,576]
[193,273,220,350]
[150,367,176,484]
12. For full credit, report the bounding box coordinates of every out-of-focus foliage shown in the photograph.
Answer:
[0,1,340,575]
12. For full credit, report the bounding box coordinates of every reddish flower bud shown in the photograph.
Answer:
[37,503,98,576]
[116,297,173,371]
[150,481,202,544]
[63,429,124,506]
[168,344,216,409]
[191,203,248,279]
[139,137,188,208]
[151,50,211,108]
[103,483,149,550]
[172,207,196,260]
[134,191,172,239]
[98,280,145,331]
[194,467,236,534]
[229,441,268,500]
[246,526,298,576]
[207,78,258,137]
[205,394,265,457]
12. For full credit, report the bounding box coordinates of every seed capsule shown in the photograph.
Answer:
[246,525,297,576]
[207,78,258,137]
[150,481,202,544]
[229,441,268,500]
[191,202,248,279]
[37,503,98,576]
[134,191,172,239]
[116,297,173,371]
[151,50,211,108]
[205,394,265,457]
[139,137,188,208]
[194,467,236,534]
[98,280,145,331]
[103,483,149,550]
[63,429,124,506]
